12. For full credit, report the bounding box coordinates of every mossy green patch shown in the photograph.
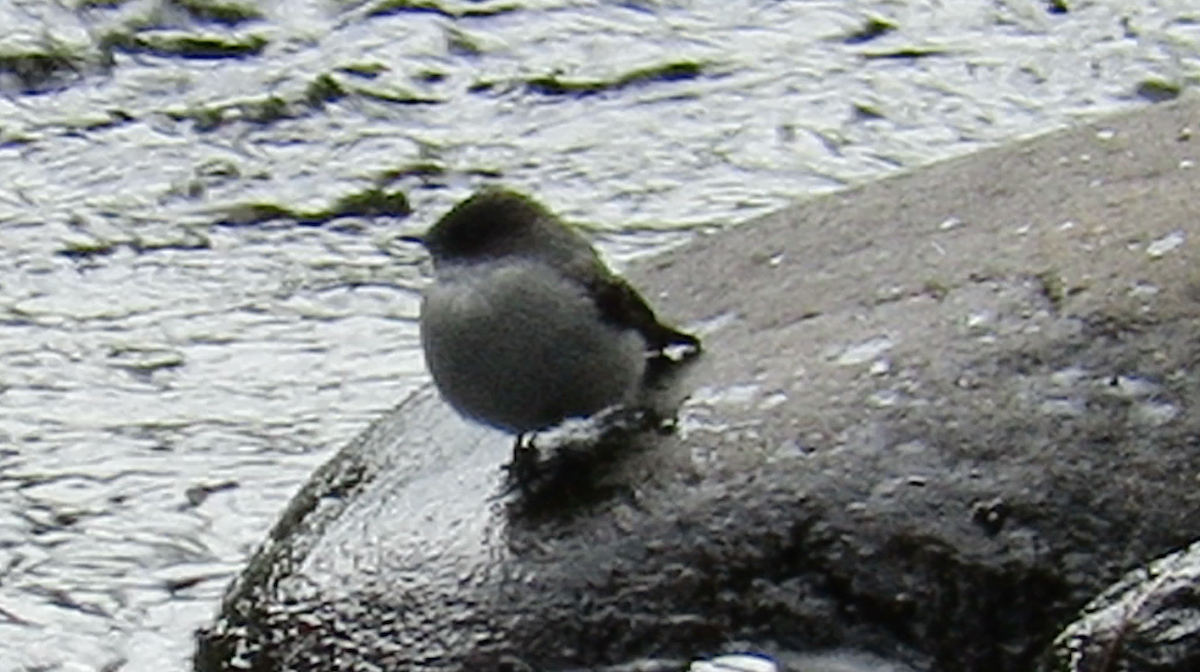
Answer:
[168,95,290,130]
[377,162,446,183]
[1135,78,1181,102]
[0,128,37,146]
[218,188,411,226]
[1034,269,1066,312]
[106,345,186,373]
[466,166,503,178]
[131,229,213,253]
[167,72,441,132]
[842,16,896,44]
[59,109,136,131]
[219,203,296,226]
[467,79,496,93]
[336,62,389,78]
[365,0,517,19]
[0,39,92,90]
[104,30,268,58]
[305,73,349,107]
[0,52,74,88]
[185,105,227,131]
[365,0,444,16]
[195,158,242,179]
[617,60,703,86]
[239,95,288,123]
[351,84,439,104]
[416,69,446,84]
[331,187,412,218]
[853,103,886,120]
[860,46,948,60]
[58,238,119,259]
[167,0,263,25]
[445,26,483,56]
[75,0,137,8]
[921,278,950,300]
[526,60,704,96]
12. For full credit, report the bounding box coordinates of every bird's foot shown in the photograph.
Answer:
[505,433,542,485]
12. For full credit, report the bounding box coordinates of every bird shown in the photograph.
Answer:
[405,187,701,450]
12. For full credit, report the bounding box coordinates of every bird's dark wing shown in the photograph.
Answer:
[581,265,701,355]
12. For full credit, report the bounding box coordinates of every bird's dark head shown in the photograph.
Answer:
[413,187,557,264]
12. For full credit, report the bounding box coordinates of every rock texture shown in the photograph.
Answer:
[1047,540,1200,672]
[195,95,1200,672]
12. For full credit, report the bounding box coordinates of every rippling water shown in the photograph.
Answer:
[0,0,1193,668]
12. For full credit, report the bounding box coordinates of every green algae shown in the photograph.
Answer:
[524,60,704,96]
[335,62,389,78]
[167,0,263,25]
[376,162,446,183]
[0,36,99,90]
[218,187,411,227]
[1135,78,1181,102]
[330,187,411,218]
[165,69,443,132]
[305,73,349,107]
[445,26,484,56]
[1035,269,1066,312]
[58,238,120,260]
[842,16,897,44]
[364,0,518,19]
[75,0,138,7]
[860,45,949,60]
[167,95,290,130]
[102,30,268,58]
[351,84,439,104]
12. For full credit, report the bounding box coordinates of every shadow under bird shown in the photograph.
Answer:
[405,187,701,449]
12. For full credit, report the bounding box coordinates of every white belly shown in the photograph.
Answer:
[419,260,646,434]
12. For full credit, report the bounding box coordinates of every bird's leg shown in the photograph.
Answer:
[512,432,538,461]
[507,432,542,487]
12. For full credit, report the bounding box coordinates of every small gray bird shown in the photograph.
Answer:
[407,187,700,447]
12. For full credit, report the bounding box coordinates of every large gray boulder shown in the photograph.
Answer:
[195,95,1200,672]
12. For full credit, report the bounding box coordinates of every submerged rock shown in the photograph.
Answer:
[196,96,1200,671]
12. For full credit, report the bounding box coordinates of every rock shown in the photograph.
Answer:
[1043,540,1200,672]
[195,95,1200,672]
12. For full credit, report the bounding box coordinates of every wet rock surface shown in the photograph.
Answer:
[1047,540,1200,672]
[197,96,1200,671]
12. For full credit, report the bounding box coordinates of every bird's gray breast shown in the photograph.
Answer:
[419,259,646,433]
